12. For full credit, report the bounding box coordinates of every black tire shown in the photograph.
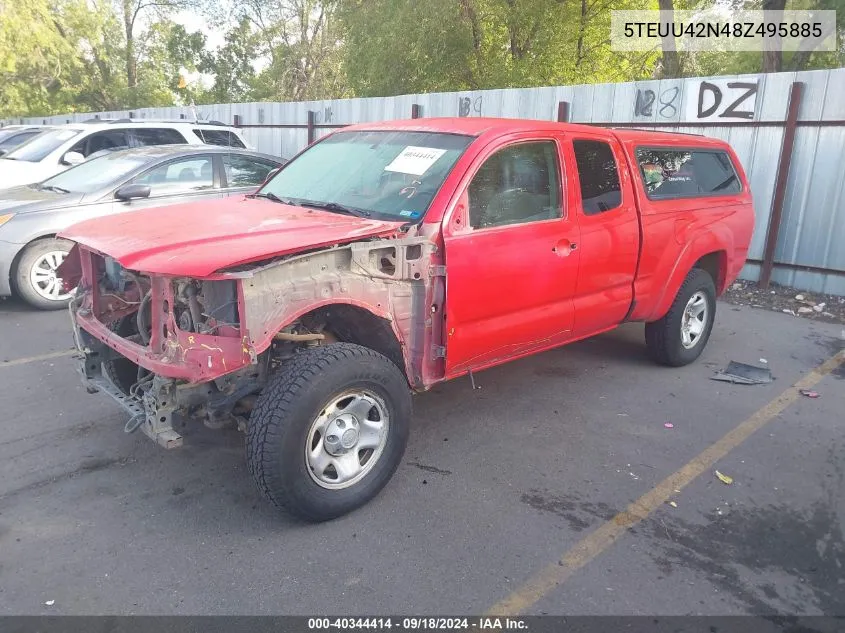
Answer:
[246,343,412,522]
[645,268,717,367]
[13,238,75,310]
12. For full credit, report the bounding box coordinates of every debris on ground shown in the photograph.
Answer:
[800,389,820,398]
[664,422,674,428]
[44,600,55,606]
[715,470,734,485]
[711,360,773,385]
[723,280,845,324]
[668,501,678,508]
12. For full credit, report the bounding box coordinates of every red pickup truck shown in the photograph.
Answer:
[59,118,754,521]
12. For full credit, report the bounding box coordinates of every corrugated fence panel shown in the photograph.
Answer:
[6,68,845,293]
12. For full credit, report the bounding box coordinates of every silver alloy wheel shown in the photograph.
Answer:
[305,390,390,490]
[680,291,708,349]
[29,250,72,302]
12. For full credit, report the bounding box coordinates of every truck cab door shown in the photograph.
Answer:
[441,135,580,378]
[564,136,639,336]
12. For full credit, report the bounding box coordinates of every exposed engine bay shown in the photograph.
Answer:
[64,233,438,449]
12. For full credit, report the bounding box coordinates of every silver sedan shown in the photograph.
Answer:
[0,145,284,309]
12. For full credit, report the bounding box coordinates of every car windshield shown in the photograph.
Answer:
[38,152,150,194]
[3,128,83,162]
[259,130,474,221]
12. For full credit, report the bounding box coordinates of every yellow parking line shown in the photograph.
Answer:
[487,348,845,616]
[0,349,76,368]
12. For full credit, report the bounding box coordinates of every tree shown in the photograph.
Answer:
[116,0,187,102]
[220,0,349,101]
[338,0,655,97]
[0,0,78,117]
[202,17,260,103]
[657,0,681,78]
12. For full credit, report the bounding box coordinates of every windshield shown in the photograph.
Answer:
[260,130,473,221]
[38,152,150,194]
[3,128,83,162]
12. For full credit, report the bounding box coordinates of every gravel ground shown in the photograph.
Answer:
[722,279,845,326]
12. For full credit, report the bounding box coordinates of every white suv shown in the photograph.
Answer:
[0,120,251,190]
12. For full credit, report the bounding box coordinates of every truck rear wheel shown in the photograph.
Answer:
[246,343,411,522]
[645,268,716,367]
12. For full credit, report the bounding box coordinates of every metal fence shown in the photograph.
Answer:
[9,67,845,294]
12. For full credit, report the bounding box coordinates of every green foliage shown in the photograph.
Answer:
[199,17,258,103]
[1,0,843,118]
[339,0,660,97]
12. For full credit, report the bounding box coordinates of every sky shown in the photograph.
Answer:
[172,9,226,50]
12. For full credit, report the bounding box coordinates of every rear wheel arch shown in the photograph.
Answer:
[647,241,729,323]
[693,250,728,295]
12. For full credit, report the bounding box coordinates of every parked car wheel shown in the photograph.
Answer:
[246,343,411,522]
[13,237,76,310]
[645,268,716,367]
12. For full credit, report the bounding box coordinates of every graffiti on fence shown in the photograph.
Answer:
[634,85,681,119]
[688,80,759,121]
[634,78,759,121]
[313,107,334,124]
[458,95,483,117]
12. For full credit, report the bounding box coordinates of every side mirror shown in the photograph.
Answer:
[115,184,151,201]
[61,151,85,166]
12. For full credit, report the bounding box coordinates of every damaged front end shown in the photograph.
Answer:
[63,246,263,448]
[60,232,440,450]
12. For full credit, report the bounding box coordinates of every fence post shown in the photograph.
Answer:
[411,104,423,119]
[307,110,317,144]
[129,111,135,119]
[557,101,571,122]
[233,114,243,127]
[759,81,804,290]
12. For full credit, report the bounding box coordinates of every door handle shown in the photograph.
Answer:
[552,239,578,256]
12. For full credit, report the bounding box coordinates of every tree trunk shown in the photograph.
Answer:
[575,0,587,67]
[123,0,137,88]
[762,0,786,73]
[658,0,680,78]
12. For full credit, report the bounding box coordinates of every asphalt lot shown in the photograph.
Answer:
[1,295,843,616]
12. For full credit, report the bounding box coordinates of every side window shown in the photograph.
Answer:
[227,132,246,148]
[194,129,244,147]
[0,130,40,150]
[467,141,561,229]
[71,130,130,157]
[223,155,278,188]
[636,148,741,198]
[132,156,214,196]
[133,128,187,146]
[572,139,622,215]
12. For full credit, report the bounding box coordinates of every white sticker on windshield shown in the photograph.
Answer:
[384,146,447,176]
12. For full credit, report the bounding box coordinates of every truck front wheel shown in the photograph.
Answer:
[246,343,411,521]
[645,268,716,367]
